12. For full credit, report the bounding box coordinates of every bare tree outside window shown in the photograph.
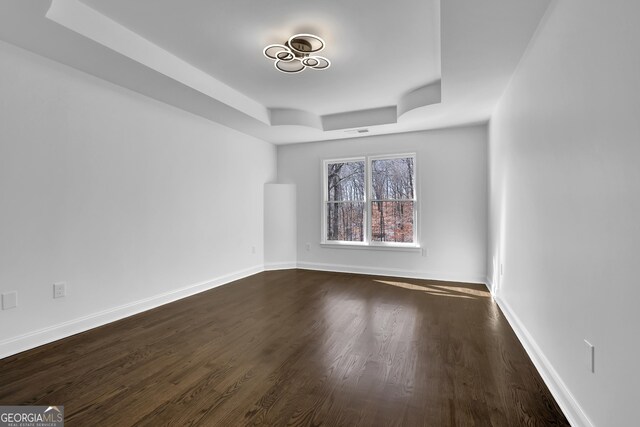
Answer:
[326,161,365,241]
[371,157,415,243]
[323,154,416,245]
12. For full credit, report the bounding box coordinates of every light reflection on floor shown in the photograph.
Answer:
[372,279,490,299]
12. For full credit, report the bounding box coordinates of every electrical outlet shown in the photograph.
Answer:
[1,291,17,310]
[53,282,66,299]
[584,339,595,373]
[305,243,311,251]
[421,247,427,257]
[251,246,256,254]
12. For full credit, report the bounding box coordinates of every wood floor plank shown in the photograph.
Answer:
[0,270,569,426]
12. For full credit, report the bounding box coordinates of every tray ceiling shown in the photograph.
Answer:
[0,0,552,144]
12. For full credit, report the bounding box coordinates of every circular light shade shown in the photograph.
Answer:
[275,58,305,73]
[287,34,325,54]
[263,44,290,60]
[276,50,294,62]
[301,57,319,67]
[306,56,330,70]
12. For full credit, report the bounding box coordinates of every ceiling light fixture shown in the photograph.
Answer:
[263,34,331,74]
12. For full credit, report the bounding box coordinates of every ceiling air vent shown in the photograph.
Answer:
[344,128,369,134]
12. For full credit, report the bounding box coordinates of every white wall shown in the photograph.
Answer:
[0,40,276,357]
[487,1,640,425]
[264,183,296,269]
[278,125,488,283]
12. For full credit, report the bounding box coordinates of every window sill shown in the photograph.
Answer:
[320,243,421,252]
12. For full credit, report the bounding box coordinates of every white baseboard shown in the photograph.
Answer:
[264,262,297,271]
[0,264,264,360]
[493,294,594,427]
[297,261,486,284]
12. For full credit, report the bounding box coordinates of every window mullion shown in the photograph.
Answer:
[367,155,372,245]
[370,199,416,202]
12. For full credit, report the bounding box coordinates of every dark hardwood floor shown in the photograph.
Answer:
[0,270,568,426]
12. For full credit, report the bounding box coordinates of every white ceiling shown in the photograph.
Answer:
[0,0,552,144]
[83,0,441,117]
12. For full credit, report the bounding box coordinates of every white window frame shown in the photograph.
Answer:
[322,156,367,246]
[321,153,418,248]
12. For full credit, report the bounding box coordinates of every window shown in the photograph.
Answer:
[325,158,365,242]
[323,153,417,247]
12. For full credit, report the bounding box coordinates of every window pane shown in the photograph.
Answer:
[326,202,364,241]
[327,161,365,201]
[371,201,414,243]
[371,157,414,200]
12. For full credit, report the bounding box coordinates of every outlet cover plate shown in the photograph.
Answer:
[584,339,595,373]
[53,282,66,299]
[1,291,18,310]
